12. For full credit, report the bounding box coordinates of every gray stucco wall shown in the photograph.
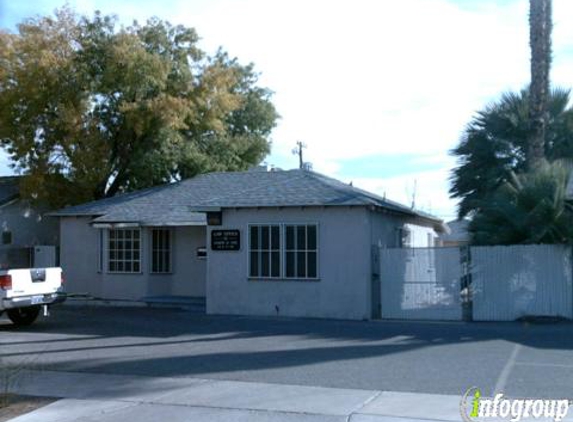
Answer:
[60,217,101,296]
[60,217,206,300]
[206,207,373,320]
[0,200,59,249]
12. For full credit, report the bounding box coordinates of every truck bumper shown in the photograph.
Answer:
[1,291,67,310]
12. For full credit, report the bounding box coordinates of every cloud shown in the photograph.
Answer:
[350,165,459,221]
[3,0,573,218]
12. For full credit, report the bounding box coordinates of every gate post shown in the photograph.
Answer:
[461,245,473,322]
[371,245,381,319]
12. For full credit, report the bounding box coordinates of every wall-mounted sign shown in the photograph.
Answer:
[207,211,222,226]
[211,230,240,251]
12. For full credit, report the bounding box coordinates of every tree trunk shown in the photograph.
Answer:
[105,170,129,198]
[528,0,552,169]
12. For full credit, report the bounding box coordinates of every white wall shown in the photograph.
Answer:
[404,223,438,247]
[60,217,206,300]
[206,207,372,320]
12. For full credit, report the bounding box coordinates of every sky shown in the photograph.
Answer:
[1,0,573,220]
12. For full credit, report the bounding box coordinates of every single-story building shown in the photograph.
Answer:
[52,168,446,320]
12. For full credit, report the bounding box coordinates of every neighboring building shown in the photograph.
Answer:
[52,169,446,320]
[438,219,469,247]
[0,176,59,268]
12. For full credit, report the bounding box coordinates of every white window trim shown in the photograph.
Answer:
[247,223,320,281]
[106,228,142,274]
[149,228,174,274]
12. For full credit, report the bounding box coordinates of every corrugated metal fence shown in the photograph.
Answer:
[471,244,573,321]
[379,244,573,322]
[379,247,463,321]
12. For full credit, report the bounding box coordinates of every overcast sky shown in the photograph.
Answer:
[1,0,573,219]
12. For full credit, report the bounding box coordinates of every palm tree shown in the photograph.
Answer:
[469,161,573,245]
[528,0,552,168]
[450,88,573,218]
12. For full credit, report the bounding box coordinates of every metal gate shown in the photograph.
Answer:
[379,247,463,321]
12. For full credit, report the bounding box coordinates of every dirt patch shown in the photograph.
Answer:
[0,394,57,421]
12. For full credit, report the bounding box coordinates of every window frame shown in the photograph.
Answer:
[106,228,142,274]
[247,223,319,281]
[248,224,282,280]
[283,224,319,280]
[150,228,173,274]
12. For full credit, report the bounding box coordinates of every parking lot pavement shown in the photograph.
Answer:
[1,306,573,400]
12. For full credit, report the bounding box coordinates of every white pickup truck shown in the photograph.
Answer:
[0,267,66,326]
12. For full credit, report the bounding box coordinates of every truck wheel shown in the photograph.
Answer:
[7,306,41,326]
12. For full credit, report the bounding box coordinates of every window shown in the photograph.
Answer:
[151,229,171,273]
[108,229,141,273]
[285,225,318,279]
[249,225,281,278]
[248,224,319,280]
[2,231,12,245]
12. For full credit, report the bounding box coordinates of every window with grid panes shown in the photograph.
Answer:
[151,229,172,273]
[249,225,281,278]
[285,225,318,279]
[108,229,141,273]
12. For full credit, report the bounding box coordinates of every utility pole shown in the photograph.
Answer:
[292,141,306,169]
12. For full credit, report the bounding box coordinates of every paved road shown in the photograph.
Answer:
[1,306,572,399]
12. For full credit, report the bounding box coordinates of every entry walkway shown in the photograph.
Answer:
[8,369,465,422]
[10,369,573,422]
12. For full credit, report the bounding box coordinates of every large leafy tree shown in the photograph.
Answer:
[449,88,573,218]
[0,8,278,208]
[470,161,573,245]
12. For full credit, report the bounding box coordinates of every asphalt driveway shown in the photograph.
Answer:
[1,306,572,399]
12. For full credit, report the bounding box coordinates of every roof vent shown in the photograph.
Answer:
[302,162,313,171]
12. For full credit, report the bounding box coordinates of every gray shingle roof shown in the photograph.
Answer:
[52,169,442,227]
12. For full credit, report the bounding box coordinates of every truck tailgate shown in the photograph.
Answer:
[3,267,62,298]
